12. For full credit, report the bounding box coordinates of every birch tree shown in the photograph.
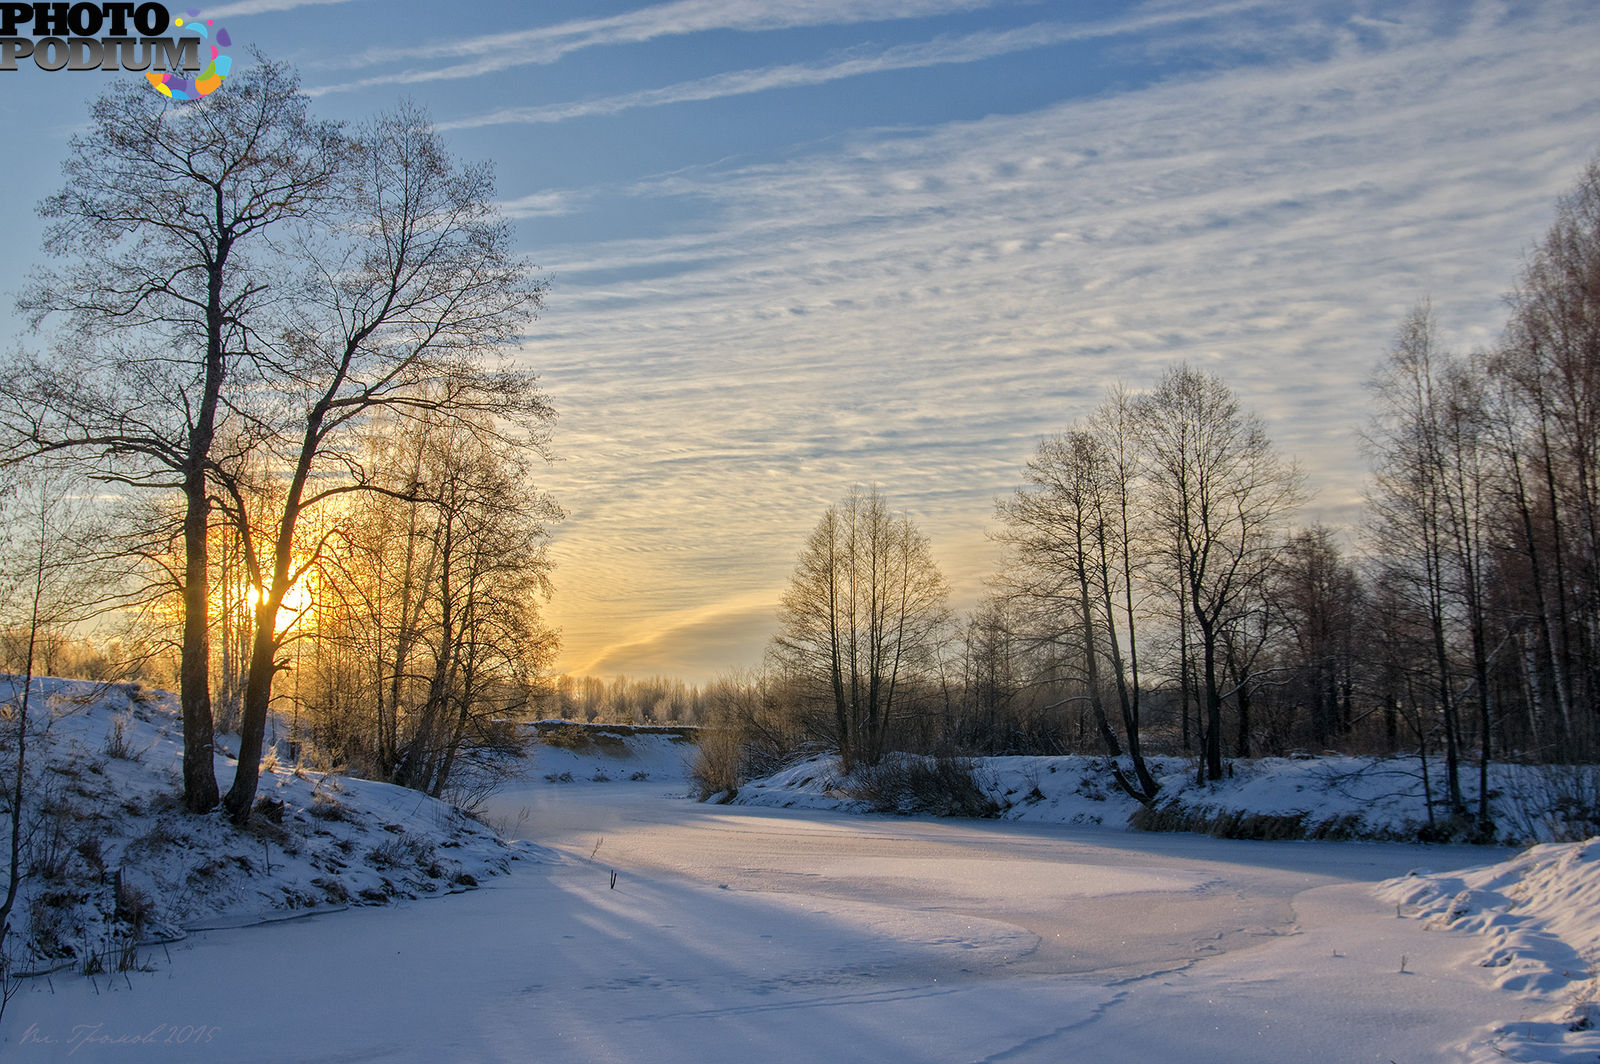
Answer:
[1137,365,1301,783]
[772,487,949,771]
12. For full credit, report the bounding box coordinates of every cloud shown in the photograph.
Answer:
[309,0,1008,96]
[497,189,592,220]
[437,8,1267,131]
[360,0,999,65]
[571,598,779,679]
[315,0,1271,99]
[204,0,355,17]
[527,0,1600,678]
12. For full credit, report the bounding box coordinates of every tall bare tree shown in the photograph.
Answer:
[772,486,949,771]
[4,63,347,812]
[1492,159,1600,755]
[997,426,1158,802]
[1137,365,1301,782]
[216,104,549,822]
[1365,304,1469,818]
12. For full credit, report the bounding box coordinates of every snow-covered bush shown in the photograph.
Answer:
[845,754,1001,818]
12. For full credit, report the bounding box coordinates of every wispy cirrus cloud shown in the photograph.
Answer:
[497,189,594,221]
[436,5,1271,131]
[308,0,1008,96]
[356,0,1000,65]
[204,0,355,17]
[314,0,1277,100]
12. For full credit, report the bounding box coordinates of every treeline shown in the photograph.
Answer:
[702,159,1600,838]
[540,674,710,725]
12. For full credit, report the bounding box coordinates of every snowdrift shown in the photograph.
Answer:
[0,677,537,976]
[1379,842,1600,1062]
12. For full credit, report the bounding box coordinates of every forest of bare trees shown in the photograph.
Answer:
[701,160,1600,839]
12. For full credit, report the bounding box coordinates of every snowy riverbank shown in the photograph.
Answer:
[0,678,535,978]
[727,750,1597,844]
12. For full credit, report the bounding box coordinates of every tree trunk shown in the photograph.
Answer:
[178,257,231,815]
[224,597,283,821]
[179,480,219,813]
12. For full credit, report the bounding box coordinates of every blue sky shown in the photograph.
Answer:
[4,0,1600,681]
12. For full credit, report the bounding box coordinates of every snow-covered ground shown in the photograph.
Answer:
[5,695,1599,1062]
[0,678,529,978]
[733,751,1598,843]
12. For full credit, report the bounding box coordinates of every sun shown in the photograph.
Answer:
[245,580,317,629]
[278,583,314,617]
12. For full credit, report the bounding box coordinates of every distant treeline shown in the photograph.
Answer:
[538,675,713,726]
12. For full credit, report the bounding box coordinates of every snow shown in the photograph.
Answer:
[0,677,532,976]
[734,751,1595,842]
[522,722,698,788]
[5,689,1600,1063]
[1379,841,1600,1061]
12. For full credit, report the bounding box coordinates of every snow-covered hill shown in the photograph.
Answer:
[0,677,538,976]
[524,720,697,786]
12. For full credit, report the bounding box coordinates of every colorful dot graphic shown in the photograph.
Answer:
[146,9,232,101]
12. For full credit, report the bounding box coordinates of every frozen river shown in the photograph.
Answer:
[9,780,1517,1063]
[492,780,1494,981]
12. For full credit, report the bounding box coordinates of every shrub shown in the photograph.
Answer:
[691,728,745,799]
[846,755,1001,818]
[310,797,351,822]
[368,833,434,871]
[1499,764,1600,843]
[312,877,350,904]
[104,716,140,760]
[113,872,155,938]
[539,724,594,751]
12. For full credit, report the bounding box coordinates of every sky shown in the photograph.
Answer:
[2,0,1599,683]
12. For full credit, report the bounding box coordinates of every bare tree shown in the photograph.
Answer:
[1137,365,1301,782]
[772,486,949,771]
[306,407,558,799]
[1365,304,1471,819]
[1491,158,1600,755]
[0,465,102,1020]
[1273,526,1364,748]
[1087,386,1156,786]
[4,63,347,813]
[997,427,1158,802]
[216,104,549,822]
[949,597,1025,753]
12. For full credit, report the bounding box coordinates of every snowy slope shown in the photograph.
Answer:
[0,677,537,976]
[730,751,1596,843]
[524,721,696,786]
[1379,841,1600,1062]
